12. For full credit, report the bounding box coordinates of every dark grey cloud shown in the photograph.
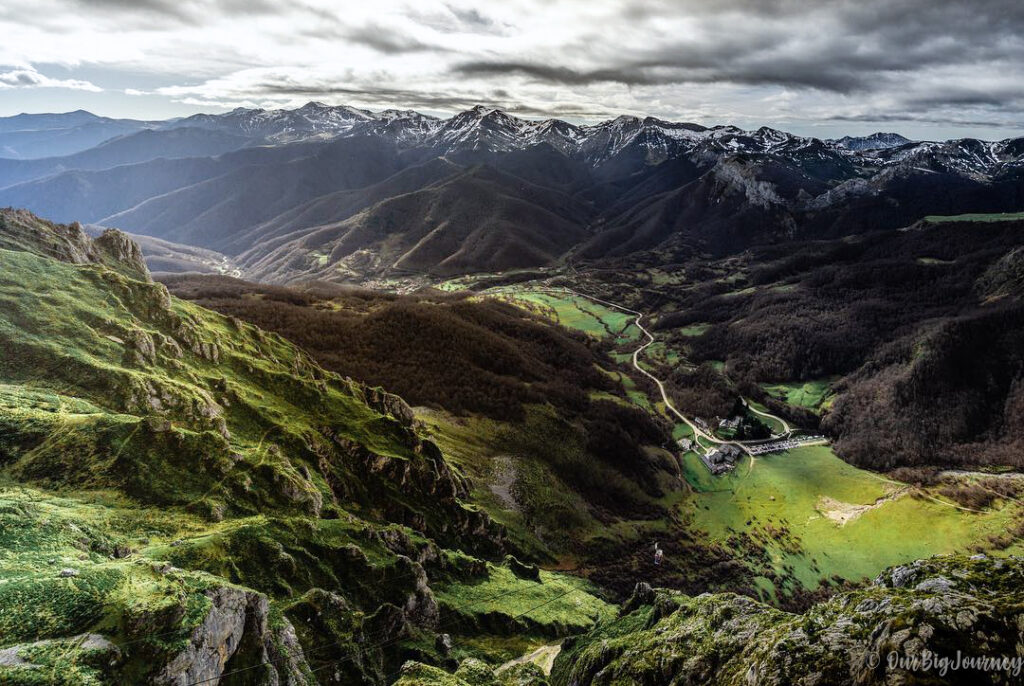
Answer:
[74,0,190,14]
[0,70,42,86]
[905,93,1020,110]
[455,0,1024,106]
[455,62,669,87]
[828,113,1023,130]
[339,24,446,54]
[444,5,493,29]
[454,59,871,92]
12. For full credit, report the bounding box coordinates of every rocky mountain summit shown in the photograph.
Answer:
[833,132,912,151]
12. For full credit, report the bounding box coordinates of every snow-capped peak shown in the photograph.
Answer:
[151,103,1024,179]
[832,132,912,151]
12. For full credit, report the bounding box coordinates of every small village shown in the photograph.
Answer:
[680,412,829,475]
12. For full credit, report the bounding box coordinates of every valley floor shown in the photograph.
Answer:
[478,284,1024,604]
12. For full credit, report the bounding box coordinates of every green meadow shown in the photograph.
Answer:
[494,290,639,341]
[681,445,1022,597]
[761,379,833,411]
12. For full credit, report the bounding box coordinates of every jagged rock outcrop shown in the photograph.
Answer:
[92,227,149,281]
[363,386,416,427]
[503,555,540,582]
[618,581,655,616]
[152,586,311,686]
[0,208,149,281]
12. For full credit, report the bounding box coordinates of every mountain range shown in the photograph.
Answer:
[2,103,1021,283]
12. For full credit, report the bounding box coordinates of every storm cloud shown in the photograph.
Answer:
[0,0,1021,138]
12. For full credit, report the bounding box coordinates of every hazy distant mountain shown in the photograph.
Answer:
[0,110,154,159]
[97,136,405,250]
[0,140,321,224]
[0,126,250,188]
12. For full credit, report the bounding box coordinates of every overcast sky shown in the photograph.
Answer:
[0,0,1022,140]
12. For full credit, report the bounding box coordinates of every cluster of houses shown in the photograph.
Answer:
[718,416,742,431]
[700,444,743,475]
[677,432,744,475]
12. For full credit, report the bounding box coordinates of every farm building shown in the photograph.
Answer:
[700,444,742,475]
[719,416,742,430]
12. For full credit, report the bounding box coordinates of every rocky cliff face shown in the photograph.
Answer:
[0,208,149,281]
[152,586,311,686]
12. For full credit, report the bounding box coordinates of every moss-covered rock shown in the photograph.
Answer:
[552,554,1024,686]
[393,657,550,686]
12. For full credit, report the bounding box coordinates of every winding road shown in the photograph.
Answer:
[744,399,792,434]
[489,285,797,457]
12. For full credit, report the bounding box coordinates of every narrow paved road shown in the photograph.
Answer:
[744,398,792,434]
[629,309,727,448]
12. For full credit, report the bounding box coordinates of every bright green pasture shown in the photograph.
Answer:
[683,445,1021,593]
[761,379,833,410]
[496,291,639,341]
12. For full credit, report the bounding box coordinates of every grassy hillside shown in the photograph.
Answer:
[163,276,705,583]
[0,210,613,684]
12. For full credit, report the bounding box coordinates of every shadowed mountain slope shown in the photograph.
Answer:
[640,217,1024,470]
[0,110,152,159]
[238,165,594,282]
[0,127,251,189]
[99,136,405,250]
